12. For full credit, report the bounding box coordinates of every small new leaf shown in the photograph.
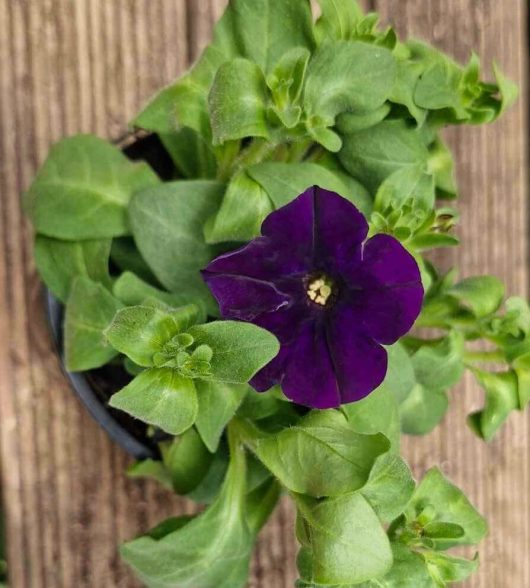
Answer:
[109,368,198,436]
[188,321,280,384]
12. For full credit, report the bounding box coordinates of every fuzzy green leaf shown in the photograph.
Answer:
[35,236,112,302]
[304,41,396,123]
[25,135,160,239]
[204,171,273,243]
[188,321,280,384]
[195,380,248,452]
[64,277,124,371]
[129,181,225,315]
[105,304,200,367]
[296,493,392,585]
[468,369,519,441]
[404,467,487,550]
[110,368,198,435]
[340,120,429,194]
[256,410,390,497]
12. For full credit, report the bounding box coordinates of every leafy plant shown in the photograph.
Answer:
[24,0,523,586]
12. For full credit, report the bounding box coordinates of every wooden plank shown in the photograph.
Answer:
[0,1,527,587]
[372,2,530,587]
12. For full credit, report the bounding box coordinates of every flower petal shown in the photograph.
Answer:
[327,306,388,403]
[280,321,341,409]
[204,236,309,281]
[202,274,289,320]
[313,187,368,275]
[249,303,313,391]
[261,187,315,267]
[342,234,424,344]
[261,186,368,275]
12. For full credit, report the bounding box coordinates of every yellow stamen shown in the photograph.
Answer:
[307,276,334,306]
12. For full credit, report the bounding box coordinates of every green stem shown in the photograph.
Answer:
[463,349,505,363]
[225,420,248,507]
[229,138,277,176]
[215,140,241,181]
[303,144,326,163]
[286,138,314,163]
[246,479,282,535]
[230,416,264,453]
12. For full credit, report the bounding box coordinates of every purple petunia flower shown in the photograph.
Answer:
[202,186,424,409]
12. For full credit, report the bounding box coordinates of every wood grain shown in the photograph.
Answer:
[0,1,527,586]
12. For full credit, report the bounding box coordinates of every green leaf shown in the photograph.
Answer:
[121,432,252,588]
[129,181,225,315]
[380,343,416,404]
[468,369,519,441]
[361,454,415,523]
[256,410,389,497]
[361,542,435,588]
[447,276,505,317]
[411,331,465,391]
[389,60,427,125]
[127,459,174,491]
[314,0,364,42]
[248,161,370,211]
[414,59,467,118]
[307,126,343,152]
[64,277,124,371]
[340,120,429,194]
[375,165,435,214]
[400,385,448,436]
[186,446,230,504]
[295,492,392,585]
[195,380,248,452]
[105,304,199,367]
[404,467,487,550]
[110,368,198,435]
[493,61,519,118]
[188,321,280,384]
[227,0,315,74]
[304,41,396,124]
[112,272,205,321]
[342,383,401,451]
[424,551,479,584]
[34,236,112,302]
[110,237,159,285]
[26,135,160,239]
[336,103,391,133]
[267,47,310,126]
[160,428,214,495]
[205,171,273,243]
[159,128,217,179]
[427,137,458,199]
[400,332,465,435]
[209,59,270,145]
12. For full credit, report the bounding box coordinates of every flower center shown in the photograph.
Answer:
[307,275,335,306]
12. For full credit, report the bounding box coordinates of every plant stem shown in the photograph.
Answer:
[229,138,278,177]
[230,416,264,453]
[463,349,505,363]
[286,138,314,163]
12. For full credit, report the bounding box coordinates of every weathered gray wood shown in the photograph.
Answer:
[0,1,527,586]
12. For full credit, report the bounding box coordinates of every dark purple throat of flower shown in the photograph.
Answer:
[202,186,424,410]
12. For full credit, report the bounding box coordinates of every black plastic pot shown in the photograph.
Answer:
[45,289,157,459]
[43,133,176,461]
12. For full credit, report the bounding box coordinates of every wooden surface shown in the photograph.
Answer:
[0,1,527,586]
